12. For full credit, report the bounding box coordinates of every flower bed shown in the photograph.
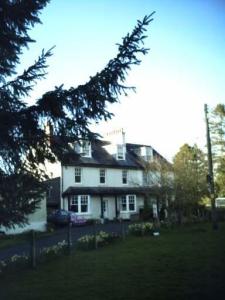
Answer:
[0,240,67,275]
[77,231,120,250]
[0,253,29,275]
[128,222,153,236]
[39,240,67,260]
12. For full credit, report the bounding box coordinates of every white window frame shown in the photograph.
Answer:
[117,144,125,160]
[99,169,106,184]
[120,195,136,213]
[75,167,82,183]
[81,141,91,157]
[74,142,81,153]
[70,195,90,214]
[122,170,128,185]
[74,141,91,157]
[70,196,79,213]
[128,195,136,212]
[121,195,127,211]
[143,171,148,186]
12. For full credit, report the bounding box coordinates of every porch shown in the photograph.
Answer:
[62,187,156,221]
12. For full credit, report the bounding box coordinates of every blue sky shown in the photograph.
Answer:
[18,0,225,160]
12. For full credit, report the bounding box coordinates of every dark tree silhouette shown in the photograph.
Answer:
[0,0,154,228]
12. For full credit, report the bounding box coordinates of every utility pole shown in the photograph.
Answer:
[204,104,218,230]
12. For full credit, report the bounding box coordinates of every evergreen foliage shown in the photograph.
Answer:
[0,0,154,228]
[0,0,50,80]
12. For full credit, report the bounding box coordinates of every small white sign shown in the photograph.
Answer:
[152,203,158,218]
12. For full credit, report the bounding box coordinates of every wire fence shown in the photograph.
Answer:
[0,220,129,274]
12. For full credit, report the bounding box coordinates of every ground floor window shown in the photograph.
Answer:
[120,195,136,212]
[128,195,135,211]
[70,195,90,214]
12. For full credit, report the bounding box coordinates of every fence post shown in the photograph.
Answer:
[67,222,72,255]
[94,220,98,249]
[120,218,125,240]
[30,230,36,269]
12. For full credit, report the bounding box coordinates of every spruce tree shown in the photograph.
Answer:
[0,1,154,228]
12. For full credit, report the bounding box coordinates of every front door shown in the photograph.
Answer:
[103,199,108,219]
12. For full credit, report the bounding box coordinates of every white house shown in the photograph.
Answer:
[51,130,172,221]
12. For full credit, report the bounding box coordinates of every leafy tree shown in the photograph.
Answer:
[210,104,225,156]
[0,0,154,228]
[142,155,174,220]
[210,104,225,196]
[173,144,208,222]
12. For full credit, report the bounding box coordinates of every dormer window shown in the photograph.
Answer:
[133,147,141,156]
[81,141,91,157]
[74,140,91,157]
[117,144,125,160]
[141,146,153,161]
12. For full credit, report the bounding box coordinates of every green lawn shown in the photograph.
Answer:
[1,223,225,300]
[0,233,29,249]
[0,229,55,250]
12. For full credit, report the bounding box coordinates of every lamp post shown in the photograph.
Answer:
[204,104,218,230]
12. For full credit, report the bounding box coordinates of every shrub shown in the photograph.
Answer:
[0,253,29,275]
[77,235,95,250]
[0,260,7,274]
[128,222,153,236]
[77,231,120,250]
[39,240,67,261]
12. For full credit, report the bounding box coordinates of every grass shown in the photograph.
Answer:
[1,222,225,300]
[0,227,56,250]
[0,233,30,249]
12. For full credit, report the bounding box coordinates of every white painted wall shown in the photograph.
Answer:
[62,166,143,191]
[63,194,145,220]
[44,160,61,178]
[61,166,146,220]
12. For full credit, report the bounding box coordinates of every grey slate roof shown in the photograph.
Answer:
[62,140,144,169]
[126,143,167,162]
[62,186,160,197]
